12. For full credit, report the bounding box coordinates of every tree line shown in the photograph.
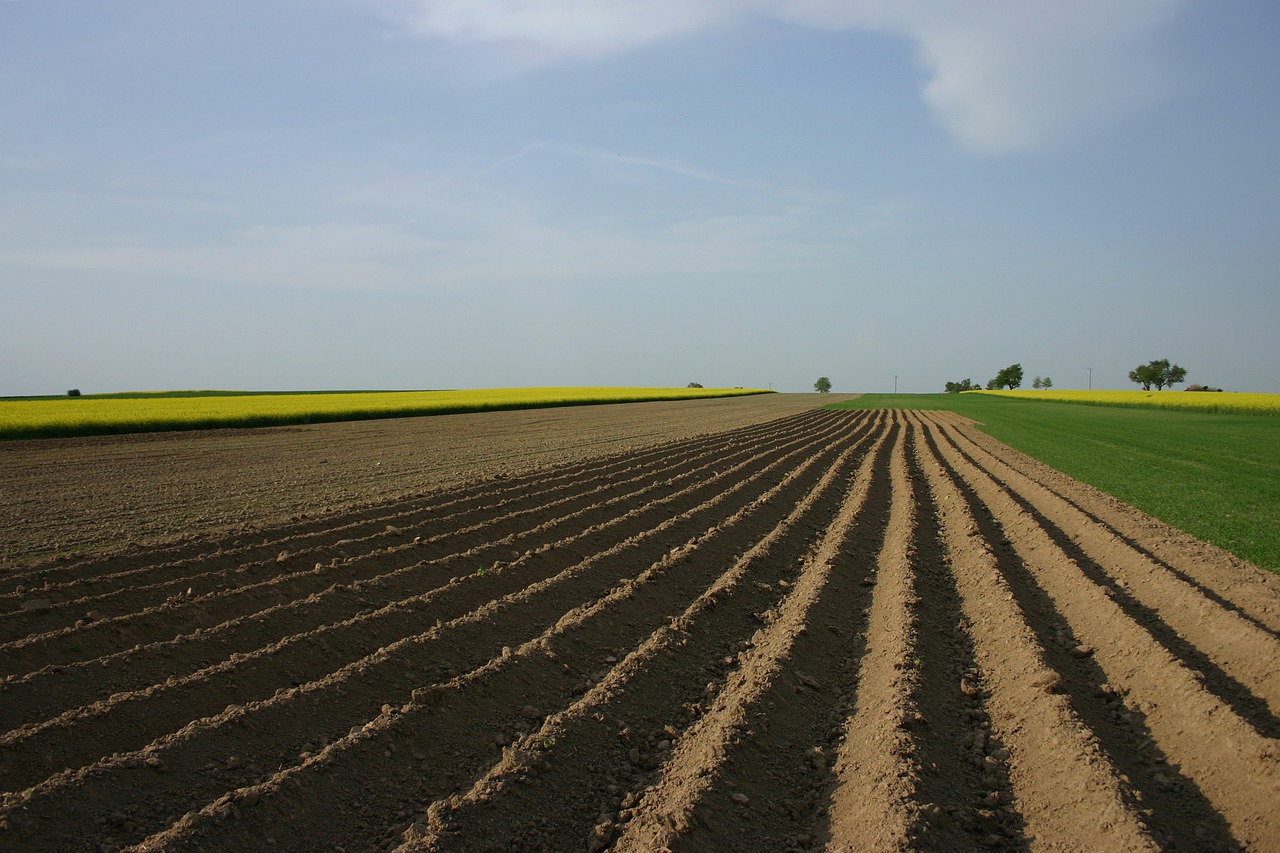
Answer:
[945,359,1190,393]
[945,364,1033,393]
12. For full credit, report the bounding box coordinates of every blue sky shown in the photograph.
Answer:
[3,0,1277,394]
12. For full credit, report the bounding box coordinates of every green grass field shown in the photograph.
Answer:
[832,394,1280,572]
[0,386,772,440]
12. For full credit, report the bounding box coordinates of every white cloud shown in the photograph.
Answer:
[377,0,735,58]
[832,0,1189,152]
[377,0,1189,152]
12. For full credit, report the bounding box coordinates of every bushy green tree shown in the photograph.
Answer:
[944,378,976,393]
[1129,359,1187,390]
[1129,364,1155,390]
[988,363,1023,390]
[814,377,832,393]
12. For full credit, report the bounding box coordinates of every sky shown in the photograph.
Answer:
[2,0,1278,395]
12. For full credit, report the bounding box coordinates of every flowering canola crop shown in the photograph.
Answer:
[0,386,772,439]
[971,389,1280,415]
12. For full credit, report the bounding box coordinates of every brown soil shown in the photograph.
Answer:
[0,393,848,568]
[2,401,1278,852]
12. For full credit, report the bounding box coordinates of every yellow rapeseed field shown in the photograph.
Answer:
[0,387,772,439]
[971,389,1280,415]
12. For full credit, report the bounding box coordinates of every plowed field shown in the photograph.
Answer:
[3,408,1279,852]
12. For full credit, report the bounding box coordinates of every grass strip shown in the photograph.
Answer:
[830,394,1280,573]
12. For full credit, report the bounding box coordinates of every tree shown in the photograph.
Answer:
[1155,361,1186,390]
[814,377,832,393]
[1032,376,1043,390]
[66,388,81,397]
[687,382,703,388]
[1128,364,1156,390]
[1129,359,1187,391]
[988,363,1023,390]
[1042,376,1053,389]
[944,378,976,393]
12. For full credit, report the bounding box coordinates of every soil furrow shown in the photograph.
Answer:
[947,413,1280,639]
[2,395,852,569]
[393,417,893,853]
[910,413,1157,851]
[0,413,881,851]
[130,414,888,853]
[895,426,1025,849]
[921,417,1240,849]
[0,413,846,678]
[826,420,1024,851]
[0,410,802,595]
[610,415,898,853]
[0,412,852,726]
[935,414,1280,737]
[0,450,678,635]
[822,418,923,851]
[0,413,803,619]
[0,413,860,791]
[0,413,798,645]
[921,413,1280,850]
[1,399,1272,852]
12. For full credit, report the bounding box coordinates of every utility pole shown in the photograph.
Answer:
[894,375,899,394]
[1088,368,1093,390]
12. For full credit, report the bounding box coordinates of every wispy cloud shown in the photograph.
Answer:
[473,140,552,177]
[0,189,893,294]
[469,140,767,188]
[376,0,1190,153]
[0,151,67,171]
[556,144,767,189]
[0,224,450,293]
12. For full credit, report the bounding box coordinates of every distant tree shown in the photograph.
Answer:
[1032,376,1043,390]
[1128,364,1156,390]
[988,363,1023,390]
[1156,362,1186,390]
[944,378,976,394]
[687,382,703,388]
[814,376,832,394]
[1129,359,1187,391]
[66,388,81,397]
[1042,376,1053,389]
